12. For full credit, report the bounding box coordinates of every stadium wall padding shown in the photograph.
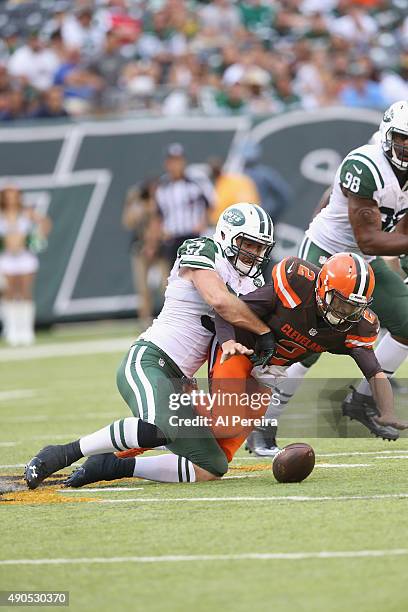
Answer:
[0,108,381,323]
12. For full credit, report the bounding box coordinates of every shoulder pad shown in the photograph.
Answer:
[178,237,218,270]
[340,149,385,199]
[271,257,303,308]
[345,309,379,349]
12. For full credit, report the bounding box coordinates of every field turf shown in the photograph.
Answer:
[1,322,407,612]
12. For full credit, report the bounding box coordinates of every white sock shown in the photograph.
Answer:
[80,417,140,456]
[3,300,19,346]
[1,300,12,341]
[134,454,196,483]
[356,332,408,396]
[20,300,35,345]
[266,362,310,419]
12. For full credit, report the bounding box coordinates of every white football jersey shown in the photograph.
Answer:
[307,143,408,261]
[140,237,264,377]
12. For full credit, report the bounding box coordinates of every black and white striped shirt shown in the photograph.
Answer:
[155,174,212,237]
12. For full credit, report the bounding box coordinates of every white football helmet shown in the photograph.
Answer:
[379,100,408,170]
[214,202,275,277]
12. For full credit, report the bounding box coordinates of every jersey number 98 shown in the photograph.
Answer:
[342,172,361,193]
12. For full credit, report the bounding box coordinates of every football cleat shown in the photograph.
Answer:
[245,427,281,457]
[24,445,70,489]
[342,387,399,441]
[64,453,134,488]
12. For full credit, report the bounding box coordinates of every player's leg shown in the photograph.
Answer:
[251,240,329,454]
[24,341,179,488]
[343,258,408,439]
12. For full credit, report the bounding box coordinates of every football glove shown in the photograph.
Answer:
[251,331,276,368]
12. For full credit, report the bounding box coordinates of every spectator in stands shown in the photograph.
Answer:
[29,86,69,119]
[7,30,60,92]
[0,89,27,121]
[122,178,167,323]
[155,143,213,265]
[86,28,127,109]
[0,0,406,118]
[61,3,105,60]
[339,62,386,109]
[241,141,293,223]
[54,47,104,115]
[0,185,51,346]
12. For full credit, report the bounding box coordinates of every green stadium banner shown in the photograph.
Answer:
[0,108,381,324]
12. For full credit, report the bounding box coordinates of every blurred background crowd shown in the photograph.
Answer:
[0,0,407,120]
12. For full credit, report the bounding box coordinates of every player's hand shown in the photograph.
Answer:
[252,331,276,368]
[374,415,408,430]
[220,340,254,364]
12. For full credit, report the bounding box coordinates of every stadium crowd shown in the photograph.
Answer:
[0,0,407,120]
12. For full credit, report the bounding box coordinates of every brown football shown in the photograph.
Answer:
[272,443,315,483]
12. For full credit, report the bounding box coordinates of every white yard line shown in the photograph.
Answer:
[59,487,144,493]
[1,549,407,566]
[0,390,37,401]
[315,463,372,468]
[96,493,408,504]
[0,338,132,362]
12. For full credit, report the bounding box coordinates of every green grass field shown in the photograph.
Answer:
[1,323,408,612]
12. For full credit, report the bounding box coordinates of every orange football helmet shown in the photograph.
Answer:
[316,252,375,331]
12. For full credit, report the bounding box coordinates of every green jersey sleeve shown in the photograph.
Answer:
[178,237,218,270]
[340,155,384,199]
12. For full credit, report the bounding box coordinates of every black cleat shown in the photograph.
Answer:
[342,387,399,441]
[64,453,134,488]
[245,426,280,457]
[24,445,70,489]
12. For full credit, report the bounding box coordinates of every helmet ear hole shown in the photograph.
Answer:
[221,231,225,240]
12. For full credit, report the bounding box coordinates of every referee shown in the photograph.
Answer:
[155,143,213,265]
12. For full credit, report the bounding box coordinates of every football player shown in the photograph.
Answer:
[215,253,408,452]
[250,100,408,454]
[24,203,276,488]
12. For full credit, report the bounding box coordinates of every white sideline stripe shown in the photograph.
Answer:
[0,464,25,468]
[1,413,119,423]
[2,549,407,566]
[2,416,48,423]
[375,455,408,460]
[318,450,408,458]
[0,338,132,362]
[316,463,372,468]
[96,493,408,504]
[0,390,37,401]
[0,442,17,447]
[234,450,408,461]
[59,487,144,493]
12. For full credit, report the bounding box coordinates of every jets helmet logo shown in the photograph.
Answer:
[383,108,394,123]
[222,208,245,226]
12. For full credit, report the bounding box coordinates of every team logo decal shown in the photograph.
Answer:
[382,108,393,123]
[223,208,245,226]
[308,328,318,336]
[159,358,165,367]
[253,278,263,287]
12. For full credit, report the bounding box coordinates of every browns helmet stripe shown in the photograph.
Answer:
[351,253,369,297]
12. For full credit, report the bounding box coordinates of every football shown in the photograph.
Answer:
[272,443,315,483]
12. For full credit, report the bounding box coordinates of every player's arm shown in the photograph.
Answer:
[369,373,408,430]
[348,196,408,255]
[350,347,408,429]
[340,156,408,255]
[189,269,270,334]
[214,284,277,364]
[312,186,331,218]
